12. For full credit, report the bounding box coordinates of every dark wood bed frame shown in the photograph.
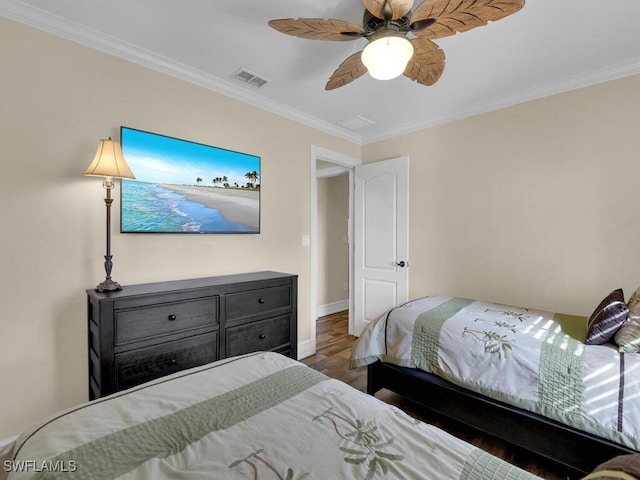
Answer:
[367,361,636,476]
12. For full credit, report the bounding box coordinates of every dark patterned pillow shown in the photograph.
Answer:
[615,286,640,353]
[582,453,640,479]
[585,289,629,345]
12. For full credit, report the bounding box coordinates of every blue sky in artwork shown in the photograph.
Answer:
[120,127,260,187]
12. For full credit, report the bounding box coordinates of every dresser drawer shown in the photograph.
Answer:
[115,297,218,346]
[115,332,218,391]
[226,285,291,321]
[226,315,291,357]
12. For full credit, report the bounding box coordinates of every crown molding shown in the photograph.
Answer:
[361,57,640,144]
[3,0,640,147]
[0,0,364,145]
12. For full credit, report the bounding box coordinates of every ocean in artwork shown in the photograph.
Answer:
[121,181,254,233]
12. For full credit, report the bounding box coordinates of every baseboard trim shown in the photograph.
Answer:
[317,300,349,318]
[297,339,314,360]
[297,301,348,360]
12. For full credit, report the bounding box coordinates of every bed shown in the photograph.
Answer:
[0,351,545,480]
[350,289,640,475]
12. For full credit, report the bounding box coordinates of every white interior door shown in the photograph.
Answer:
[353,156,409,336]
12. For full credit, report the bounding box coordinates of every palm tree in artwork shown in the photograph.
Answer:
[222,176,228,188]
[196,177,202,186]
[245,171,259,189]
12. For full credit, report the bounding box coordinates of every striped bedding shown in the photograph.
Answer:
[0,352,541,480]
[350,296,640,451]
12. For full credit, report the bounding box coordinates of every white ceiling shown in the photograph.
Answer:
[3,0,640,145]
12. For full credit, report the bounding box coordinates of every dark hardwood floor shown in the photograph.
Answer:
[302,310,576,480]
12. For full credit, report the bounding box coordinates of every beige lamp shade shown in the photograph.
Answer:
[83,137,135,179]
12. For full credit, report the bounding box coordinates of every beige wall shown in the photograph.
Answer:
[4,13,640,441]
[317,174,349,307]
[363,74,640,316]
[0,17,359,438]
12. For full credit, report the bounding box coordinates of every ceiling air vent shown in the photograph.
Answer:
[231,68,269,88]
[337,115,375,130]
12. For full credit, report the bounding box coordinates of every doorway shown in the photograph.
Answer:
[317,164,350,318]
[307,146,360,358]
[307,147,409,359]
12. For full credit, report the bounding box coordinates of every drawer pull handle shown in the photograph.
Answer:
[258,298,265,304]
[259,334,266,340]
[168,314,177,321]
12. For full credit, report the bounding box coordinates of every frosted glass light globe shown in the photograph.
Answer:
[361,35,414,80]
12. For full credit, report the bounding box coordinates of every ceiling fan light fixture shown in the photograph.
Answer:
[361,34,413,80]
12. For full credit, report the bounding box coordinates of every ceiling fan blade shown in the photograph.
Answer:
[403,38,445,86]
[409,0,524,39]
[325,52,368,90]
[363,0,414,20]
[268,18,364,41]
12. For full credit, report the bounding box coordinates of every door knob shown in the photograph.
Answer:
[393,261,409,267]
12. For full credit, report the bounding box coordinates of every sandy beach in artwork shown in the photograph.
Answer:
[159,184,259,229]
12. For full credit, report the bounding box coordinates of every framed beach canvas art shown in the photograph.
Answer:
[119,126,260,234]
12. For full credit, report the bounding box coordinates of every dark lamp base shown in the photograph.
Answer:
[95,278,122,292]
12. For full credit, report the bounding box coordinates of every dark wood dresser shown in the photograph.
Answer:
[87,271,297,399]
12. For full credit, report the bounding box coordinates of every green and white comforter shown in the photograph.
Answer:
[350,296,640,450]
[0,352,540,480]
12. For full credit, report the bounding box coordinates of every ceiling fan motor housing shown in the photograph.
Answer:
[362,10,411,40]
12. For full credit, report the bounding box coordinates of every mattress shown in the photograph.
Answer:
[350,295,640,450]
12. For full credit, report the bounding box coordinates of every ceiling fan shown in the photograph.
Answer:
[269,0,525,90]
